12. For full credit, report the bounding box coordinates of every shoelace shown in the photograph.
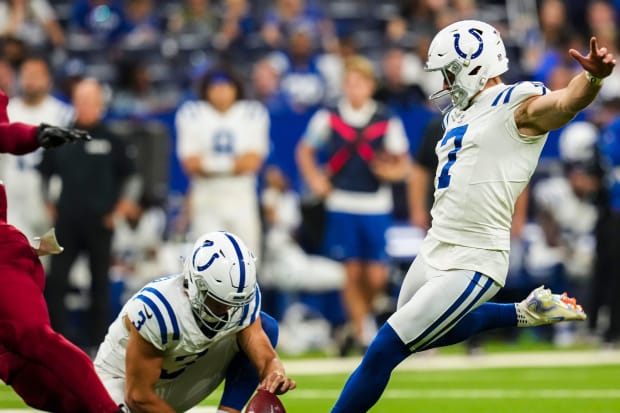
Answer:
[559,293,584,312]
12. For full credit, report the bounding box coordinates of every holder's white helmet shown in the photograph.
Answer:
[184,231,257,334]
[424,20,509,111]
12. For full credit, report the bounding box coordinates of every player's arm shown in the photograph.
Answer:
[511,187,529,239]
[371,117,411,182]
[123,317,176,413]
[296,110,332,197]
[237,317,296,395]
[408,162,432,230]
[0,122,38,154]
[515,37,616,136]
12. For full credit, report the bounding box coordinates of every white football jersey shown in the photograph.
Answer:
[2,96,74,238]
[95,274,262,411]
[176,100,268,252]
[175,99,269,205]
[429,81,549,251]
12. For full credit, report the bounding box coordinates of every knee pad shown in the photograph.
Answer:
[259,312,279,348]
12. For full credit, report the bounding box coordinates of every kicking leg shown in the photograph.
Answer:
[330,323,410,413]
[331,263,499,412]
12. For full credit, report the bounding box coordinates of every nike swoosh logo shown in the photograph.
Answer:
[144,305,153,319]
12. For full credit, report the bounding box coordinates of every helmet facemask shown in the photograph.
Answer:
[426,60,470,113]
[187,270,253,336]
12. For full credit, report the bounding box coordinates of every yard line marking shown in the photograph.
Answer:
[276,389,620,399]
[284,349,620,375]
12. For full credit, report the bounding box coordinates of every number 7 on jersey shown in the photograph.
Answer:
[437,124,468,189]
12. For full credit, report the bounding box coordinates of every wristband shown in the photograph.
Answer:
[584,71,603,86]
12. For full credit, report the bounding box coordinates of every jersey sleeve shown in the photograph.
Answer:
[301,109,331,148]
[500,82,550,143]
[384,117,409,155]
[175,101,203,159]
[125,287,181,351]
[505,81,549,110]
[242,101,270,156]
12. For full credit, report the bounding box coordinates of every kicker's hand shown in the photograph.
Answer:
[36,123,91,149]
[569,36,616,79]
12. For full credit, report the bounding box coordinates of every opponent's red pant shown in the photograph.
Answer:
[0,222,119,413]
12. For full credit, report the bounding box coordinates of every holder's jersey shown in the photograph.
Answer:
[94,274,261,409]
[429,82,549,252]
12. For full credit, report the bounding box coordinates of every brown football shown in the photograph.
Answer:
[245,389,286,413]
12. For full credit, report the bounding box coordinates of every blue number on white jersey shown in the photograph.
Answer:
[437,124,468,189]
[160,348,209,379]
[213,129,234,153]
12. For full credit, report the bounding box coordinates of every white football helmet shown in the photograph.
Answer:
[424,20,509,111]
[559,121,599,163]
[183,231,257,334]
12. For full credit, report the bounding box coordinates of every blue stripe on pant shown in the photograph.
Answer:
[407,272,491,350]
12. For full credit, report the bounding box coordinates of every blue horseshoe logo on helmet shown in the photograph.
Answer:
[193,240,220,271]
[453,28,484,59]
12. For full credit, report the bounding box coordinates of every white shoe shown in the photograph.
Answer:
[516,286,587,327]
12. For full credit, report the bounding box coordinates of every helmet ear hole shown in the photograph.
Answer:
[468,66,481,76]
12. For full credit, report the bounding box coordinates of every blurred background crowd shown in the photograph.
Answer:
[1,0,620,357]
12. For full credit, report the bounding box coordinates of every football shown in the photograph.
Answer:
[245,389,286,413]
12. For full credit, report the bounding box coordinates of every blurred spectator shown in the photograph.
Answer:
[587,0,617,55]
[521,0,559,75]
[167,0,218,39]
[0,0,65,49]
[374,47,426,110]
[0,36,28,69]
[120,0,163,49]
[38,78,141,350]
[526,0,583,82]
[250,57,287,112]
[385,0,439,44]
[594,98,620,346]
[408,116,442,231]
[261,165,345,292]
[529,122,601,306]
[268,25,326,113]
[56,58,86,104]
[110,59,179,119]
[175,66,269,257]
[0,58,15,97]
[316,35,358,105]
[261,0,335,51]
[588,1,620,101]
[70,0,128,44]
[296,56,410,354]
[110,201,167,296]
[2,57,74,241]
[213,0,259,52]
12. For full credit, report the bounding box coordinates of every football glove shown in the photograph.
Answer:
[36,123,91,149]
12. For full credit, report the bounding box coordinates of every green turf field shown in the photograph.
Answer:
[2,363,619,412]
